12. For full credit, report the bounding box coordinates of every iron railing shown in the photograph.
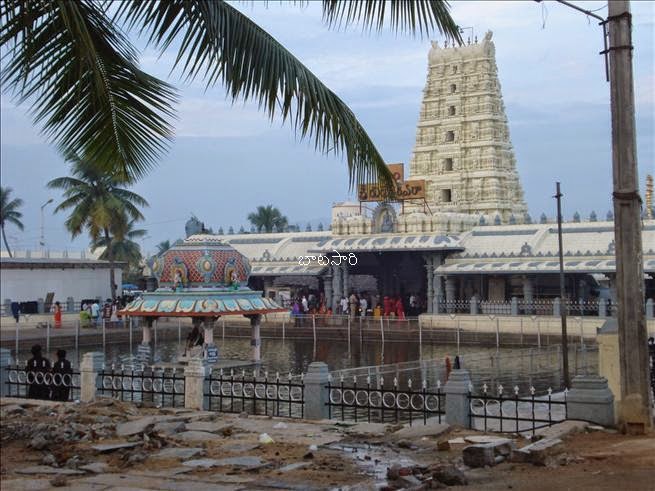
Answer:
[468,384,567,436]
[205,369,304,418]
[97,365,185,408]
[5,365,80,401]
[326,375,445,426]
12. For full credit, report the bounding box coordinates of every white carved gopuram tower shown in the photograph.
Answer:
[409,31,527,222]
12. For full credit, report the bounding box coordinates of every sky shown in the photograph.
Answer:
[1,1,654,256]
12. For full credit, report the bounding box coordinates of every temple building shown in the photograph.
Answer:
[155,33,655,318]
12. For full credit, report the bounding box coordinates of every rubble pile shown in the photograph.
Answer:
[3,398,637,490]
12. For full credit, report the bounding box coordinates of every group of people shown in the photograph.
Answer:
[79,299,122,327]
[25,345,73,401]
[290,293,333,326]
[337,293,407,319]
[286,290,425,321]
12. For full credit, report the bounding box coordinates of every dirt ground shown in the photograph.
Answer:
[1,398,654,490]
[457,430,655,490]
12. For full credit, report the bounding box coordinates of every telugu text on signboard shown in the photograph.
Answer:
[358,180,426,202]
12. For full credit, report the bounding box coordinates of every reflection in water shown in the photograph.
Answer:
[15,337,586,381]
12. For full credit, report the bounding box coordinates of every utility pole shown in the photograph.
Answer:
[606,0,651,431]
[39,198,53,252]
[554,182,570,389]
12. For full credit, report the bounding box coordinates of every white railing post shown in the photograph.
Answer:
[80,352,104,402]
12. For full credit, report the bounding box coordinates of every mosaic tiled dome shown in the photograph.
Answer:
[150,239,251,288]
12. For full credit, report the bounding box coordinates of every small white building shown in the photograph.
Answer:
[1,251,123,311]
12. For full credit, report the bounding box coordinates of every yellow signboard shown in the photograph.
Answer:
[358,180,426,202]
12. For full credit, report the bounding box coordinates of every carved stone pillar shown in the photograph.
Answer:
[342,263,350,297]
[425,256,434,314]
[332,265,342,311]
[324,273,333,311]
[445,276,456,312]
[434,273,444,314]
[522,275,534,314]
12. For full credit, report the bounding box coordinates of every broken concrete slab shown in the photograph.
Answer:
[91,441,142,452]
[342,422,389,436]
[448,437,466,444]
[78,462,109,474]
[152,447,205,460]
[512,438,564,465]
[393,421,450,440]
[463,439,515,468]
[116,416,157,436]
[184,421,230,433]
[153,421,186,435]
[534,420,588,440]
[278,462,310,473]
[210,456,268,469]
[15,465,85,476]
[208,474,256,484]
[129,467,194,478]
[465,435,513,444]
[172,430,223,442]
[182,458,222,468]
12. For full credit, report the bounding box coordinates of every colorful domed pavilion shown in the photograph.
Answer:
[120,237,285,363]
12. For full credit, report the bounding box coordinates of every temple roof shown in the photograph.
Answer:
[121,289,285,317]
[309,233,463,253]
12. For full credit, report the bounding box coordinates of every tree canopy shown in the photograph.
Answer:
[1,1,460,189]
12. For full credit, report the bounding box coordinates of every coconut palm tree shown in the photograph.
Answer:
[248,205,288,233]
[1,1,460,189]
[156,240,171,256]
[48,155,148,299]
[0,186,24,257]
[92,216,147,269]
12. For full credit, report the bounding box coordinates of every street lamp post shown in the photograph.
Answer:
[40,198,54,252]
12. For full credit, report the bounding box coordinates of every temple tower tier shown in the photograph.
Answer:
[409,31,527,222]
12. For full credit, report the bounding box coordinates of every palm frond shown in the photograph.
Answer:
[321,0,462,41]
[116,0,394,190]
[1,0,177,181]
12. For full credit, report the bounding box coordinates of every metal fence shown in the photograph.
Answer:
[97,365,185,408]
[5,365,80,401]
[331,344,597,396]
[468,384,567,436]
[205,369,304,418]
[440,298,621,317]
[326,374,445,425]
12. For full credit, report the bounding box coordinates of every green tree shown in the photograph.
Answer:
[248,205,288,233]
[92,216,147,270]
[48,156,148,299]
[1,1,460,189]
[156,240,171,256]
[0,186,24,257]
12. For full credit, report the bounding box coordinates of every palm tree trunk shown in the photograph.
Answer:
[1,225,12,258]
[104,228,116,300]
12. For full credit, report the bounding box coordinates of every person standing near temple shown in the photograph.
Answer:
[359,296,368,318]
[301,295,309,314]
[340,296,348,315]
[90,300,100,327]
[51,350,72,401]
[396,296,406,320]
[53,301,62,329]
[26,344,50,400]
